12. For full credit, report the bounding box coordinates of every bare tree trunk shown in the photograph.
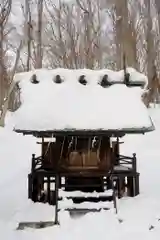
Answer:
[155,0,160,27]
[84,11,92,68]
[115,0,137,69]
[0,15,5,109]
[36,0,43,69]
[25,0,32,71]
[114,0,123,69]
[145,0,154,87]
[0,41,22,127]
[0,0,12,110]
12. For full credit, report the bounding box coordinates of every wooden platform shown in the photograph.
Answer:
[27,152,140,225]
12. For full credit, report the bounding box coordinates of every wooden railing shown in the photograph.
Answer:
[31,154,43,172]
[31,152,137,174]
[114,153,137,172]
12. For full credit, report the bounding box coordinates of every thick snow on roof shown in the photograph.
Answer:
[12,68,153,132]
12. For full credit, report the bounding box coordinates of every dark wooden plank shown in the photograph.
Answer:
[17,221,55,230]
[60,207,110,213]
[66,195,113,203]
[54,175,60,225]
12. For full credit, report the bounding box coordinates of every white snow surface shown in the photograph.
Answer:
[13,68,152,131]
[1,107,160,239]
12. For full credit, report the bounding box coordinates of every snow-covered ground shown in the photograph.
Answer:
[1,107,160,239]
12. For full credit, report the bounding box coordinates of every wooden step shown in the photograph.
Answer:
[67,195,113,203]
[60,207,110,213]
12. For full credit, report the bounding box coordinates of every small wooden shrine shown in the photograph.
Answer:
[13,68,154,224]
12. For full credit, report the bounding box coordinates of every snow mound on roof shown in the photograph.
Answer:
[12,68,152,132]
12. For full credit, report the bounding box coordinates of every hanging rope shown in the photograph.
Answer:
[66,137,74,162]
[87,137,91,166]
[97,137,102,164]
[59,136,66,161]
[43,134,54,159]
[91,136,96,149]
[75,137,77,151]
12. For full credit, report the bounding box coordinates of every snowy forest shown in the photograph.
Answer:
[0,0,160,119]
[2,1,160,238]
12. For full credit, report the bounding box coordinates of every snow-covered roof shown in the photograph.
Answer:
[12,68,154,134]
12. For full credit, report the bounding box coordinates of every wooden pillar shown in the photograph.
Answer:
[106,177,112,190]
[134,174,140,196]
[47,177,51,204]
[119,177,125,197]
[115,137,120,165]
[38,175,44,201]
[54,174,60,225]
[41,137,45,162]
[32,176,39,202]
[59,176,61,189]
[132,153,137,172]
[41,176,44,191]
[28,174,32,199]
[117,178,122,198]
[111,177,118,214]
[30,154,37,201]
[127,176,134,197]
[31,154,36,173]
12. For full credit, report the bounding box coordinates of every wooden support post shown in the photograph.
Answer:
[37,175,44,201]
[30,154,36,201]
[117,177,124,198]
[47,177,51,204]
[54,174,60,225]
[28,174,32,199]
[41,176,44,191]
[132,153,137,172]
[116,137,120,165]
[127,176,134,197]
[32,176,38,202]
[134,174,140,196]
[120,177,125,197]
[111,178,118,214]
[58,176,61,189]
[31,154,36,173]
[106,177,112,190]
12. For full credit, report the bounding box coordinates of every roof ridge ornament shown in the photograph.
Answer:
[123,53,130,86]
[31,74,39,84]
[79,75,87,85]
[99,74,111,88]
[54,75,63,84]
